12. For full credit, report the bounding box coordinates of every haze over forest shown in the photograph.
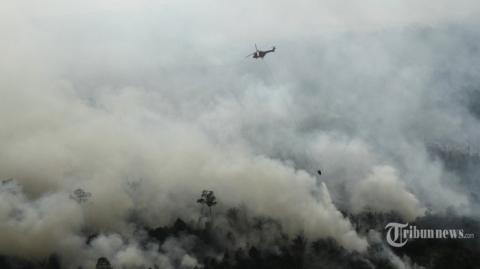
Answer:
[1,1,480,268]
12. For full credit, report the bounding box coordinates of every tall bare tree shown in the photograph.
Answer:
[197,190,217,221]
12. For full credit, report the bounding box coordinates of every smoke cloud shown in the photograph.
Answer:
[1,0,480,268]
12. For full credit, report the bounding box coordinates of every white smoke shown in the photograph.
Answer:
[351,166,426,220]
[0,180,84,259]
[1,0,479,267]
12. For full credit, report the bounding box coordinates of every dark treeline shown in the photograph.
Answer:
[1,207,479,269]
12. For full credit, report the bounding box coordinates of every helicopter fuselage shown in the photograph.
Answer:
[248,46,276,59]
[253,51,267,58]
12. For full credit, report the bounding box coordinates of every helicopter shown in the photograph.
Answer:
[246,44,276,59]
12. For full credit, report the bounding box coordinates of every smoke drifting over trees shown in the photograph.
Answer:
[1,0,480,268]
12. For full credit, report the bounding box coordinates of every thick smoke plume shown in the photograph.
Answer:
[1,0,480,268]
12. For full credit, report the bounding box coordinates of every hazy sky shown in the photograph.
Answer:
[1,1,480,268]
